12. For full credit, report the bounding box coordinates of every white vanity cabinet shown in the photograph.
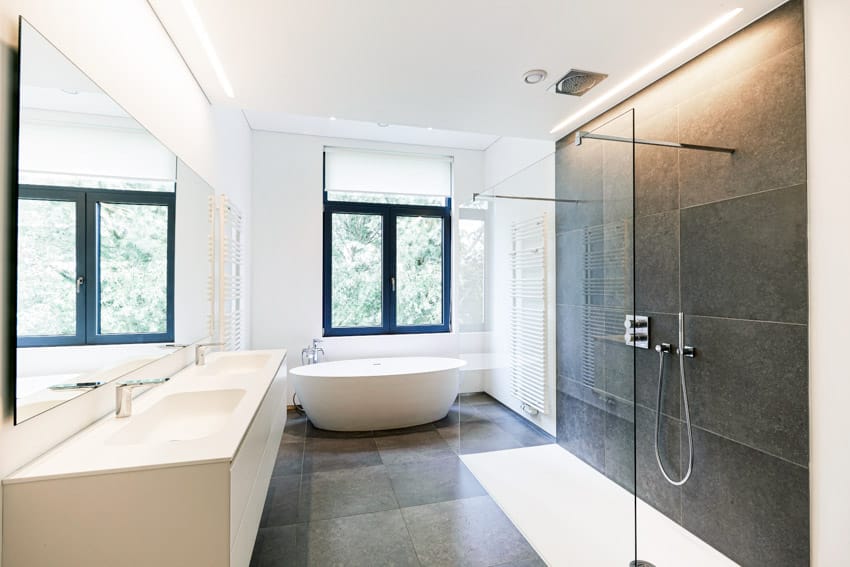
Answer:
[2,350,288,567]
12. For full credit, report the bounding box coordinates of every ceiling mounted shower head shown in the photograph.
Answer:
[551,69,608,96]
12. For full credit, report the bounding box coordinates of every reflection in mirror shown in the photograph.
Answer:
[14,20,214,423]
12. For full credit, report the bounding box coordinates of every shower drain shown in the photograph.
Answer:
[629,561,657,567]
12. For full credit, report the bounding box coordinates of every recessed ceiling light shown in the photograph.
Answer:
[427,127,433,131]
[377,122,389,127]
[522,69,548,85]
[329,116,337,121]
[182,0,235,98]
[550,7,743,134]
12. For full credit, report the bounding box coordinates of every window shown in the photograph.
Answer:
[457,200,488,331]
[17,185,175,346]
[323,148,452,335]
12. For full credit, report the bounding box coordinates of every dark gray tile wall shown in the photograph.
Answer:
[554,1,809,565]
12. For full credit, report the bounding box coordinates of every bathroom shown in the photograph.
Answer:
[0,0,846,565]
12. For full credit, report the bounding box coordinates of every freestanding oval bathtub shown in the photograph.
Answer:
[290,357,466,431]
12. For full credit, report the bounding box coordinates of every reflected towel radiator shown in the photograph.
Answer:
[509,213,549,414]
[579,221,628,387]
[210,195,243,350]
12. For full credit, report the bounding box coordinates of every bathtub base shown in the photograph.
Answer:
[290,357,464,432]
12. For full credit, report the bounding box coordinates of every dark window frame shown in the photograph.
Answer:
[17,184,176,347]
[322,192,452,337]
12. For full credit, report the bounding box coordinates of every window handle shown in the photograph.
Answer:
[76,275,85,294]
[391,276,396,292]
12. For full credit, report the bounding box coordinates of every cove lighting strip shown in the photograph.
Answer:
[550,7,743,135]
[182,0,235,98]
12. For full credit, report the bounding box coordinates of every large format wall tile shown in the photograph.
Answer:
[556,305,587,386]
[555,2,808,563]
[682,428,809,566]
[685,315,809,466]
[658,0,804,114]
[556,389,605,472]
[679,45,806,207]
[555,229,588,305]
[634,312,681,418]
[635,109,679,218]
[680,184,807,323]
[604,398,636,493]
[602,135,635,227]
[635,211,679,314]
[636,405,683,523]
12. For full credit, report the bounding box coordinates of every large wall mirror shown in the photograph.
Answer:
[13,19,214,423]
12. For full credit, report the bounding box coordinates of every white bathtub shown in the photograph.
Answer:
[290,357,466,431]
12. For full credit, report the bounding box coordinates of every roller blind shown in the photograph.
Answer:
[324,147,452,197]
[19,110,176,182]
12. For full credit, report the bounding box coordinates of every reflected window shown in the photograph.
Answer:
[17,185,175,346]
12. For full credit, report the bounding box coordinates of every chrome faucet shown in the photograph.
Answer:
[301,338,325,365]
[115,378,170,418]
[196,342,225,366]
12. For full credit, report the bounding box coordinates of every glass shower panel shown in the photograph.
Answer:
[554,109,637,565]
[451,110,635,566]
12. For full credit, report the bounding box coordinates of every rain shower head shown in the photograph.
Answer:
[551,69,608,96]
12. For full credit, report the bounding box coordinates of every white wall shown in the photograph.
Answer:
[482,137,556,435]
[0,3,251,564]
[805,0,850,564]
[250,131,485,392]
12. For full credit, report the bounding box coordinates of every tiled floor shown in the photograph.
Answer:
[250,393,554,567]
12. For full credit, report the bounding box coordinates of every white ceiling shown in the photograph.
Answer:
[150,0,788,144]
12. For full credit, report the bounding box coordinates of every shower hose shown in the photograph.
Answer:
[654,314,694,486]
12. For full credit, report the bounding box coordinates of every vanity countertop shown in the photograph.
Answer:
[4,349,286,484]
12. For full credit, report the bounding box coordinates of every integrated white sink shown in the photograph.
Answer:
[3,349,289,567]
[107,389,247,445]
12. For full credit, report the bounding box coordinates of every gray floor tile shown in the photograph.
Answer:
[402,495,540,567]
[304,422,374,439]
[250,525,302,567]
[302,437,382,473]
[387,455,487,508]
[298,465,398,521]
[281,411,308,443]
[433,402,485,428]
[468,401,515,422]
[493,559,548,567]
[372,422,437,437]
[489,415,555,448]
[458,392,494,405]
[438,421,524,455]
[300,510,420,567]
[376,430,456,465]
[261,473,301,527]
[272,441,304,477]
